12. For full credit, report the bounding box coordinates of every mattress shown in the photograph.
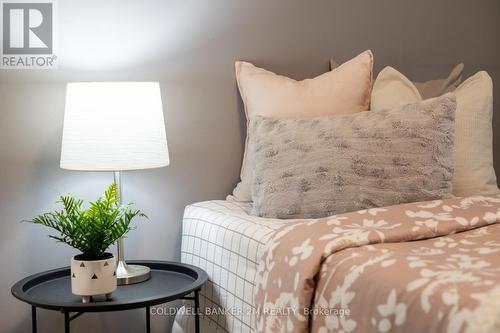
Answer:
[174,196,500,333]
[173,200,289,333]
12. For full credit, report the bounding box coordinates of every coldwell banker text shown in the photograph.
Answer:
[1,0,57,69]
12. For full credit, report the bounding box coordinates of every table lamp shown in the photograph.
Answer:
[60,82,169,285]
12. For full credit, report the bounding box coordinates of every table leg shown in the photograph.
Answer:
[64,311,70,333]
[146,306,150,333]
[31,306,37,333]
[194,289,200,333]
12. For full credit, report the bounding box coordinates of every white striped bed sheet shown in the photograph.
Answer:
[173,200,289,333]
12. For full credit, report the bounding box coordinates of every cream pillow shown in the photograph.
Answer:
[372,67,498,196]
[231,50,373,202]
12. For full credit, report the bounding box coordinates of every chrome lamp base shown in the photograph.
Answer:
[116,260,151,285]
[113,171,151,286]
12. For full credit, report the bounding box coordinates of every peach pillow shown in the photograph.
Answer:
[230,50,373,202]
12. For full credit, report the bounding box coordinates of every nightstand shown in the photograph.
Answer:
[11,261,208,333]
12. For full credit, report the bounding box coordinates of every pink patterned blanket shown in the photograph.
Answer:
[255,195,500,333]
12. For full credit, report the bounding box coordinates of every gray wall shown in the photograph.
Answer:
[1,1,499,332]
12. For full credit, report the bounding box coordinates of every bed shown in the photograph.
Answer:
[174,49,500,333]
[174,195,500,333]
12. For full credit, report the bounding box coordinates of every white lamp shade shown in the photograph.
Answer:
[61,82,169,171]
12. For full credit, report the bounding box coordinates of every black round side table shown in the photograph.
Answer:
[11,260,208,333]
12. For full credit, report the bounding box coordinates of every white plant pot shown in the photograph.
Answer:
[70,252,117,302]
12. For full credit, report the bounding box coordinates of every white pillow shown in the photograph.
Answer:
[230,50,373,202]
[331,60,464,99]
[372,67,499,197]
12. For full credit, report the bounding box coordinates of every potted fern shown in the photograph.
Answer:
[28,184,146,302]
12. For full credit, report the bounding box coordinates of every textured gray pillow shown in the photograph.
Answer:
[250,94,457,219]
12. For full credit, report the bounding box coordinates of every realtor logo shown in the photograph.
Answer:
[1,0,57,69]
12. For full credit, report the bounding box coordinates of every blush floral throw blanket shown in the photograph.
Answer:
[255,195,500,333]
